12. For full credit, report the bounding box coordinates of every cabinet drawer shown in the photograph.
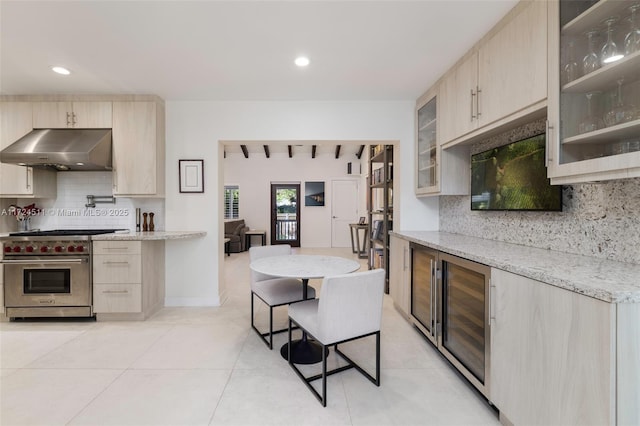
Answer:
[93,254,141,283]
[93,241,141,255]
[93,283,141,313]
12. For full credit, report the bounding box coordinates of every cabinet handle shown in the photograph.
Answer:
[25,168,32,190]
[470,89,476,121]
[402,247,407,271]
[102,247,129,251]
[546,120,553,164]
[490,279,496,322]
[102,290,129,294]
[103,261,130,266]
[430,259,435,337]
[476,87,482,118]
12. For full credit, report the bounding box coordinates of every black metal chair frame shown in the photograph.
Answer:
[250,291,300,349]
[287,317,380,407]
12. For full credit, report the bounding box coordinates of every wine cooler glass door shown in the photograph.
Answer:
[438,253,491,397]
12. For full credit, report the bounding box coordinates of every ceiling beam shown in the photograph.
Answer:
[263,145,270,158]
[356,145,365,159]
[240,145,249,158]
[288,145,293,158]
[335,145,341,159]
[312,145,317,159]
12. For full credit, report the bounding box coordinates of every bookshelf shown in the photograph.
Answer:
[367,144,393,292]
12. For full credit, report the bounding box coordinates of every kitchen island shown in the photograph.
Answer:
[390,231,639,426]
[91,230,207,241]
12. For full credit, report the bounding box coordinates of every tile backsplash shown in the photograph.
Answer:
[15,172,164,232]
[440,119,640,265]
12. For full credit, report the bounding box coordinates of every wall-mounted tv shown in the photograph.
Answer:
[471,133,562,211]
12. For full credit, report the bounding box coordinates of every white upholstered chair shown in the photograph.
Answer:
[287,268,385,406]
[250,244,316,349]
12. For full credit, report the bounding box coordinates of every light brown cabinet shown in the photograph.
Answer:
[32,101,112,128]
[547,0,640,184]
[490,268,639,425]
[439,0,547,146]
[112,101,165,197]
[388,235,410,317]
[0,102,57,198]
[92,240,165,320]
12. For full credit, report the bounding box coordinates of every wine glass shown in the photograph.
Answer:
[563,40,580,85]
[624,4,640,55]
[579,91,604,133]
[601,17,624,65]
[604,78,637,126]
[583,30,601,75]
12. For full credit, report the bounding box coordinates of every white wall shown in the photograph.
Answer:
[165,101,439,306]
[224,150,365,247]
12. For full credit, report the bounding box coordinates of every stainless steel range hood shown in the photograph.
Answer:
[0,129,112,171]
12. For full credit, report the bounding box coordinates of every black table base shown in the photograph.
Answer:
[281,338,328,364]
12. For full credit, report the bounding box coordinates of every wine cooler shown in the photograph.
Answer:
[410,248,491,397]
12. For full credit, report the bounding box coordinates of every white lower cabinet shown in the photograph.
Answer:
[389,235,410,317]
[490,268,629,425]
[92,240,164,320]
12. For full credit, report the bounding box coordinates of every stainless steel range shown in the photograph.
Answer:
[1,229,122,319]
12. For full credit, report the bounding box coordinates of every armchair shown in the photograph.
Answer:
[224,219,250,252]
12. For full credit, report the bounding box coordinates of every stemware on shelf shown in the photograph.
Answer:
[563,39,580,85]
[601,17,624,65]
[583,30,601,75]
[578,91,604,134]
[604,78,637,126]
[624,4,640,55]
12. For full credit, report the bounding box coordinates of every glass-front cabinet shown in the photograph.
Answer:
[548,0,640,184]
[415,90,438,195]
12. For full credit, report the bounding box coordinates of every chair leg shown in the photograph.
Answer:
[268,306,274,349]
[322,343,327,407]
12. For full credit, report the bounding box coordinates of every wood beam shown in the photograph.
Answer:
[240,145,249,159]
[288,145,293,158]
[263,145,270,158]
[335,145,341,159]
[312,145,317,159]
[356,145,365,159]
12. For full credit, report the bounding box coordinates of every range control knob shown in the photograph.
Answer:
[40,246,49,253]
[3,246,11,253]
[76,245,85,252]
[26,246,34,253]
[12,246,21,253]
[67,246,75,252]
[54,246,64,253]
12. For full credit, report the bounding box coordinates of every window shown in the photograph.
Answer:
[224,185,239,219]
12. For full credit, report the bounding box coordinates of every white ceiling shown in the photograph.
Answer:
[0,0,519,102]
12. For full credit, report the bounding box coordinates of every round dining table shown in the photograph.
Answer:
[250,254,360,364]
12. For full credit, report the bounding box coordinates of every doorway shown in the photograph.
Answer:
[270,183,300,247]
[331,179,360,248]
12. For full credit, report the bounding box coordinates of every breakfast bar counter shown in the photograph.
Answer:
[391,230,640,303]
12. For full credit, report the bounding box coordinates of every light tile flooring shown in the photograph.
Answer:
[0,247,499,425]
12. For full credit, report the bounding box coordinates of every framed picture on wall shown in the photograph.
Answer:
[179,159,204,193]
[305,181,325,206]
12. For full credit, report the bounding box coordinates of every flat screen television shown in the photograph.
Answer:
[470,133,562,211]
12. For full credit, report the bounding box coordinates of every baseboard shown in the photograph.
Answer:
[164,296,221,307]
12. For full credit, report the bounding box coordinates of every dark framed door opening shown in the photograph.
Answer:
[271,183,300,247]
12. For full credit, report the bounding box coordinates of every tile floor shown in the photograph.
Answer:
[0,247,499,425]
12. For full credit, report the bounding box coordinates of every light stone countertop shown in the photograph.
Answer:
[91,231,206,241]
[391,231,640,304]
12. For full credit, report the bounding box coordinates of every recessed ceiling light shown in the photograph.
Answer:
[294,56,310,67]
[52,66,71,75]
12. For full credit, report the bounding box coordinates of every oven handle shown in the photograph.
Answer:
[0,258,88,265]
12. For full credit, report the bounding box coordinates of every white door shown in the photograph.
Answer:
[331,179,359,248]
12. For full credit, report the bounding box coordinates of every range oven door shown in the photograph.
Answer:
[2,256,91,308]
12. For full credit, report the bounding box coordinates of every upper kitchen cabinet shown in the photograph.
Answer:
[112,100,165,197]
[32,101,112,129]
[0,102,56,198]
[415,87,469,196]
[439,0,548,146]
[547,0,640,184]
